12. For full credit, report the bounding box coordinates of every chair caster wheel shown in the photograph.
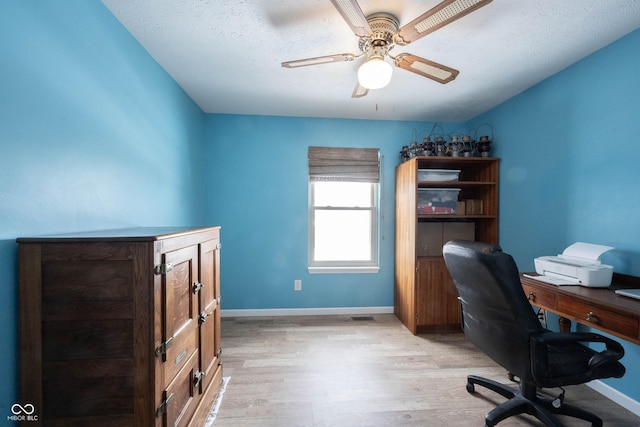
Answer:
[466,382,475,393]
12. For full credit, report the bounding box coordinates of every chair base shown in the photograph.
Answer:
[466,375,603,427]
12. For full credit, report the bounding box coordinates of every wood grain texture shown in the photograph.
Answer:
[214,314,640,427]
[416,258,461,331]
[395,157,499,335]
[18,227,223,426]
[394,160,418,333]
[522,274,640,345]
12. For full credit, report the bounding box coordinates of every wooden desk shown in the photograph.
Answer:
[521,273,640,345]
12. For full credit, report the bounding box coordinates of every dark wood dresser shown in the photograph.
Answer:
[17,227,222,426]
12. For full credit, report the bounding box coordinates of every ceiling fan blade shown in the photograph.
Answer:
[351,82,369,98]
[281,53,356,68]
[329,0,372,38]
[395,53,459,84]
[396,0,492,45]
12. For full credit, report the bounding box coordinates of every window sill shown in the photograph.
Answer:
[308,266,380,274]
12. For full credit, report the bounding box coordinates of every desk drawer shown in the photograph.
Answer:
[557,296,639,339]
[522,284,556,310]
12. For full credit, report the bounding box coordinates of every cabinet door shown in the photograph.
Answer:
[162,350,200,427]
[416,258,461,327]
[198,238,221,393]
[161,245,200,384]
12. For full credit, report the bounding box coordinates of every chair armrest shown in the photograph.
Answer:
[530,331,625,386]
[532,331,624,356]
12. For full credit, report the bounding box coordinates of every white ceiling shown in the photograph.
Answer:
[101,0,640,122]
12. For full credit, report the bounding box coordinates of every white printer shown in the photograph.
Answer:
[533,242,614,287]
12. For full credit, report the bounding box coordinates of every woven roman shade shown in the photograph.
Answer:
[308,146,380,183]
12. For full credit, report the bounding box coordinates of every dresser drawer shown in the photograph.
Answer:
[162,350,200,427]
[557,296,639,339]
[522,284,556,310]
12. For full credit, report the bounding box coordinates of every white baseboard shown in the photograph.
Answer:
[587,380,640,416]
[221,306,394,318]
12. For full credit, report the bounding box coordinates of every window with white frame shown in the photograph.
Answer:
[308,146,380,273]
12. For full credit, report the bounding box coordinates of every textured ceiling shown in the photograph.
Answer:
[101,0,640,122]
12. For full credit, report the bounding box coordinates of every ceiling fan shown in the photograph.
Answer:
[281,0,492,98]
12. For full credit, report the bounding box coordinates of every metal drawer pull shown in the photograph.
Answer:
[155,337,174,356]
[154,262,173,275]
[194,370,205,388]
[198,311,212,325]
[527,291,536,302]
[586,311,600,324]
[156,393,174,417]
[193,281,203,294]
[198,311,207,324]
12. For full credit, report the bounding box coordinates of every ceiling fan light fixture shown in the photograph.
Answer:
[358,56,393,89]
[283,0,493,97]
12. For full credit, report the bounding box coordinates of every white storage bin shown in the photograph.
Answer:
[418,169,460,182]
[418,188,461,214]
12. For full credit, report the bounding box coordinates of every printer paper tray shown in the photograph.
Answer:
[523,273,578,286]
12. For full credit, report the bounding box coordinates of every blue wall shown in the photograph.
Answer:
[471,29,640,277]
[2,0,639,417]
[204,115,457,311]
[469,28,640,402]
[0,1,206,416]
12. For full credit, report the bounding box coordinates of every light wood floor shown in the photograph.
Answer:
[214,314,639,426]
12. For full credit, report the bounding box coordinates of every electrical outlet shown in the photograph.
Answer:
[294,279,302,291]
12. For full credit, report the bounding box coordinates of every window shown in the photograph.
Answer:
[308,147,380,274]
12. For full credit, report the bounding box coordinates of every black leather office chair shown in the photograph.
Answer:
[442,240,625,427]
